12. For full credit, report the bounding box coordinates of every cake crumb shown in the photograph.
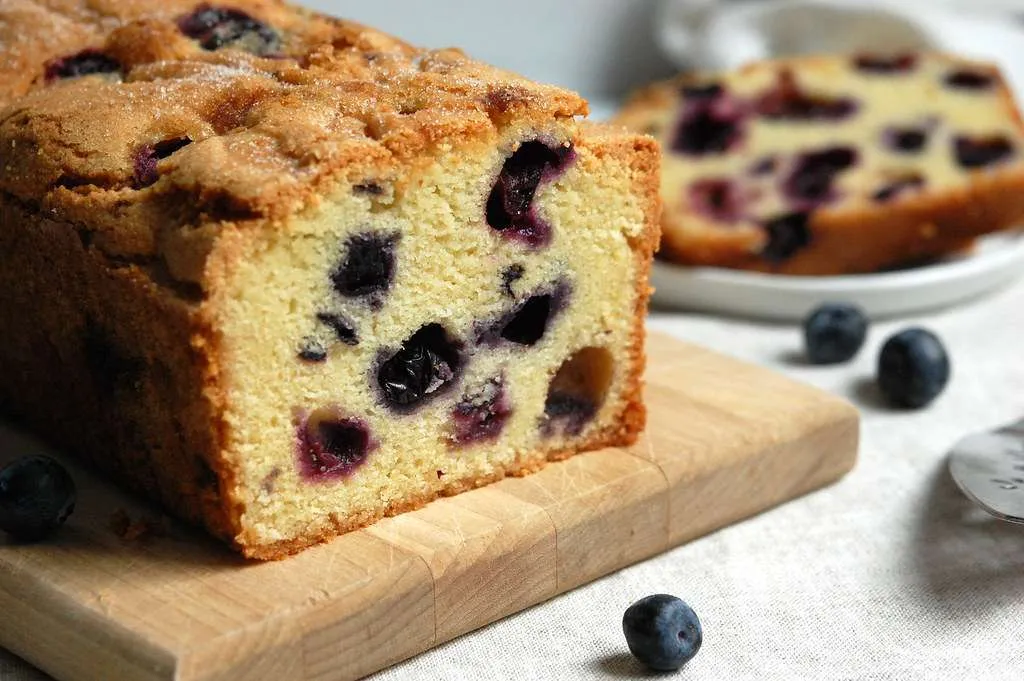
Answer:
[110,508,165,541]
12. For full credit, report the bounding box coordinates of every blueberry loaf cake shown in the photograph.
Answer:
[0,1,660,558]
[615,54,1024,275]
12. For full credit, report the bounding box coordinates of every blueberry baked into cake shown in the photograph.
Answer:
[0,1,660,558]
[615,54,1024,275]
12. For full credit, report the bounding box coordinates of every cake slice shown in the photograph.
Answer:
[614,53,1024,275]
[0,2,660,558]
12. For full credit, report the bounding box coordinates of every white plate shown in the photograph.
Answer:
[650,231,1024,322]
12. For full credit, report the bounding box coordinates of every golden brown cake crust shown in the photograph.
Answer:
[615,53,1024,275]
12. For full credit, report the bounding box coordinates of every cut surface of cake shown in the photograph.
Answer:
[615,53,1024,275]
[0,1,660,558]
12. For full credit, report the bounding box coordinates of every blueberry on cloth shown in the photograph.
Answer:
[803,303,868,365]
[622,594,702,671]
[877,328,951,408]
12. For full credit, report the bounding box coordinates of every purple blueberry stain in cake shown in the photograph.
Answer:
[486,140,575,248]
[331,232,399,306]
[762,211,812,262]
[872,175,925,203]
[954,135,1016,169]
[944,70,994,91]
[783,146,857,205]
[44,50,121,82]
[755,71,857,121]
[501,264,525,297]
[316,312,358,346]
[542,392,596,438]
[882,127,928,154]
[688,178,746,224]
[132,137,193,189]
[178,4,281,56]
[853,53,917,74]
[479,281,569,347]
[376,324,463,413]
[671,87,745,156]
[295,411,375,482]
[448,376,512,447]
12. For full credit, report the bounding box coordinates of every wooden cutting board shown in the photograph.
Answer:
[0,332,858,681]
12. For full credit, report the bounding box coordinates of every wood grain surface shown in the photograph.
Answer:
[0,332,859,681]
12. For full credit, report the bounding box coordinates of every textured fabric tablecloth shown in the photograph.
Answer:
[3,278,1023,681]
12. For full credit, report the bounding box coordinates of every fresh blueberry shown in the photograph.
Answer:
[622,594,702,672]
[877,328,951,408]
[803,303,868,364]
[853,53,917,74]
[953,135,1015,169]
[761,211,811,262]
[177,4,281,56]
[133,137,192,189]
[44,50,121,82]
[0,456,76,542]
[486,141,574,247]
[295,414,374,481]
[331,232,399,303]
[449,377,512,446]
[376,324,463,412]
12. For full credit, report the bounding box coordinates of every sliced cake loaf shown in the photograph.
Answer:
[615,53,1024,275]
[0,2,660,558]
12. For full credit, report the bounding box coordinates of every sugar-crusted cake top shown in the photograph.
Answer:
[0,1,588,282]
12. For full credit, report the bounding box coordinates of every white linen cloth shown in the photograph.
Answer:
[657,0,1024,94]
[3,281,1023,681]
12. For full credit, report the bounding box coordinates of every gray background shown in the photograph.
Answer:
[303,0,676,100]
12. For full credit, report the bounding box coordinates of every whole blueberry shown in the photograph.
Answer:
[803,303,868,365]
[622,594,702,671]
[877,328,951,408]
[0,456,76,542]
